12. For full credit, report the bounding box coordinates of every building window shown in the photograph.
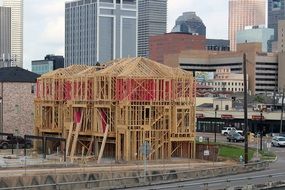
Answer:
[15,105,20,114]
[31,84,35,94]
[225,105,229,110]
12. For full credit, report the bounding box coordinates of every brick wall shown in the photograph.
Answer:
[149,33,206,64]
[1,82,35,136]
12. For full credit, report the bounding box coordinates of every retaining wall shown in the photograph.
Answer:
[0,161,269,190]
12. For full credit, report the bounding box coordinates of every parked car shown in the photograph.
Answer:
[227,133,245,142]
[221,127,243,136]
[0,136,33,149]
[254,131,266,138]
[271,136,285,147]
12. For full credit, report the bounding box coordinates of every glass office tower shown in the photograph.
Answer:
[65,0,137,66]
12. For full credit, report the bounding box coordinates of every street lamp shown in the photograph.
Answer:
[280,88,284,134]
[260,109,263,151]
[214,107,218,143]
[0,97,2,133]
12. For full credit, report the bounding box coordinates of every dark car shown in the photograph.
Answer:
[0,136,33,149]
[254,132,266,138]
[227,133,245,142]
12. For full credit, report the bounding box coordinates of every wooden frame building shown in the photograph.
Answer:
[34,58,196,162]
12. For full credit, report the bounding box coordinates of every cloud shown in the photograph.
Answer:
[40,17,64,46]
[35,0,65,17]
[23,0,65,70]
[168,0,193,31]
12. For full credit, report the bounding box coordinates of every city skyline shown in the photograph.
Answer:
[1,0,228,69]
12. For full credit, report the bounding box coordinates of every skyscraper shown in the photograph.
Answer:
[0,6,11,68]
[172,12,206,36]
[138,0,167,57]
[3,0,23,68]
[268,0,285,41]
[65,0,137,66]
[228,0,266,51]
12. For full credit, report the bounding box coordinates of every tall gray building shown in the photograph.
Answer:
[65,0,138,66]
[138,0,167,57]
[0,6,11,68]
[3,0,24,68]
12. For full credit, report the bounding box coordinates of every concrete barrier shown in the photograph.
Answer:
[0,161,269,190]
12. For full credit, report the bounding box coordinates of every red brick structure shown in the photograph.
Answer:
[149,33,206,64]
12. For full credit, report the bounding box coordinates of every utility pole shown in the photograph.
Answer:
[243,53,249,164]
[214,108,218,143]
[280,88,285,134]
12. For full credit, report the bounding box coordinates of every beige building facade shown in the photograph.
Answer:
[164,43,278,95]
[277,20,285,53]
[204,68,246,93]
[278,52,285,89]
[228,0,266,51]
[213,98,233,111]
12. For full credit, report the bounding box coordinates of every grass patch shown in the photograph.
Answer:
[218,144,254,161]
[259,150,276,161]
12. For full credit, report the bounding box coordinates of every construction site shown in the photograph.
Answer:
[34,57,196,162]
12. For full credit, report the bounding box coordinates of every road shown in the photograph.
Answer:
[123,134,285,190]
[1,132,283,190]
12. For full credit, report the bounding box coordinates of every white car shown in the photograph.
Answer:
[272,136,285,147]
[221,127,243,136]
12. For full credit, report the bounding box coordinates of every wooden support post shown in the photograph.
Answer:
[70,121,82,162]
[125,130,130,161]
[87,137,94,156]
[97,124,109,164]
[70,111,84,162]
[65,123,73,155]
[94,136,99,157]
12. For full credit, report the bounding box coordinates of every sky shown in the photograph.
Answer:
[4,0,229,70]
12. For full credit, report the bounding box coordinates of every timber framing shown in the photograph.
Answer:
[34,58,196,162]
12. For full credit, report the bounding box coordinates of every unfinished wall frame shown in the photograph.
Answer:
[35,58,196,162]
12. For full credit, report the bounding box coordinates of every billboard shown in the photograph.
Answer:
[195,72,214,82]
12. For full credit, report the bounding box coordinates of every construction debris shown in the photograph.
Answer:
[34,57,196,162]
